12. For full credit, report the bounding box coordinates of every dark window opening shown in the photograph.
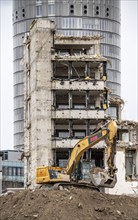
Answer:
[106,12,109,17]
[2,152,8,160]
[2,166,24,177]
[16,16,18,19]
[106,7,109,11]
[70,4,74,9]
[70,9,74,14]
[84,5,87,9]
[22,8,25,12]
[53,59,69,79]
[72,94,86,109]
[20,167,24,176]
[56,93,69,109]
[126,150,137,179]
[91,149,104,167]
[53,149,70,167]
[22,13,25,17]
[84,10,87,14]
[82,149,104,180]
[95,6,99,16]
[16,11,18,14]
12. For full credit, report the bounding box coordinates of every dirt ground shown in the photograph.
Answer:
[0,187,138,220]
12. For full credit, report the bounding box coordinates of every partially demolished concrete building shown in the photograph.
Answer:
[23,19,110,187]
[23,19,138,194]
[13,0,121,150]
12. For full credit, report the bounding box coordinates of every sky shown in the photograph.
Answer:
[0,0,138,150]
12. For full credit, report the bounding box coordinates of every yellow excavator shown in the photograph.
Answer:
[36,120,117,189]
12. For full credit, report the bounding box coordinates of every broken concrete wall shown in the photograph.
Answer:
[105,120,138,195]
[106,147,138,195]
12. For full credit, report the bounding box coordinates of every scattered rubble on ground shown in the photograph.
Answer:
[0,188,138,220]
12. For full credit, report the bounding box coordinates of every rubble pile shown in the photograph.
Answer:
[0,188,138,220]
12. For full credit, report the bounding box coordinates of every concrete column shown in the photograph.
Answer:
[86,91,89,109]
[69,91,72,109]
[24,19,55,188]
[69,120,73,138]
[86,119,90,136]
[95,40,100,55]
[68,62,72,79]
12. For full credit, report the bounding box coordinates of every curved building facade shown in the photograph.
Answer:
[13,0,121,150]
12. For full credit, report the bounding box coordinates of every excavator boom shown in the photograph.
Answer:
[65,120,117,187]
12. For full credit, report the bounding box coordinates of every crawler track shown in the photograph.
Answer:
[40,182,99,191]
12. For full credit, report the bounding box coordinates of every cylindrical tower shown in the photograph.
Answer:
[13,0,121,150]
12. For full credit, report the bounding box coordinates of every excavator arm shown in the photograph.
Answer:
[66,120,117,187]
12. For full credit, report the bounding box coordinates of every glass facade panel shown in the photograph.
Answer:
[107,71,121,84]
[13,167,16,176]
[107,58,121,71]
[13,21,27,35]
[101,32,120,47]
[13,35,24,47]
[13,60,23,73]
[14,97,24,109]
[106,82,120,96]
[106,107,117,119]
[14,83,24,96]
[13,20,33,35]
[36,4,42,17]
[3,167,8,175]
[100,19,120,34]
[13,47,23,60]
[60,18,120,35]
[14,71,24,85]
[9,167,12,176]
[21,167,24,176]
[62,17,82,29]
[101,45,120,59]
[14,121,24,133]
[14,108,24,121]
[48,0,55,16]
[14,133,24,146]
